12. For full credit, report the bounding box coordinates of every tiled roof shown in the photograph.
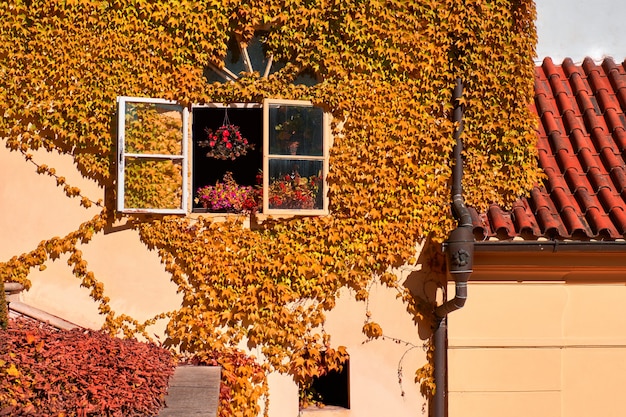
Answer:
[472,57,626,241]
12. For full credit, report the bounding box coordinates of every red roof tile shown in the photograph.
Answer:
[473,57,626,240]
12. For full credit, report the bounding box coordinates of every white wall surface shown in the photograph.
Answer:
[535,0,626,63]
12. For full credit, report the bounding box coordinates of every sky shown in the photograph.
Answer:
[535,0,626,63]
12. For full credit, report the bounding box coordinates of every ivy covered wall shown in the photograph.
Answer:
[0,0,539,414]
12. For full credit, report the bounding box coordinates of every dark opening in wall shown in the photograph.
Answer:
[191,106,263,212]
[309,357,350,409]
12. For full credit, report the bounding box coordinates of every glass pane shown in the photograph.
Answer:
[124,157,184,209]
[268,159,324,210]
[247,35,270,73]
[269,105,323,156]
[125,102,183,155]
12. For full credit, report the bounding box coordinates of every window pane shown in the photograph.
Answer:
[191,105,263,211]
[125,102,183,155]
[268,159,324,210]
[123,157,184,210]
[269,105,323,156]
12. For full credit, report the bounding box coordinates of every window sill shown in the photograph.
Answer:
[188,211,253,228]
[189,211,326,227]
[299,405,350,417]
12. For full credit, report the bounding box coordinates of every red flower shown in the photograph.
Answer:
[267,172,320,210]
[199,124,254,160]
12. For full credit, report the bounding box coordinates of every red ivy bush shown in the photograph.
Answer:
[0,318,176,416]
[0,280,7,330]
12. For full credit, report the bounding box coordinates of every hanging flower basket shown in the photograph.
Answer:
[195,172,260,213]
[198,110,254,160]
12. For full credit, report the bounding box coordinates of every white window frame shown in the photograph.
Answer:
[263,98,330,216]
[117,96,330,216]
[117,96,189,214]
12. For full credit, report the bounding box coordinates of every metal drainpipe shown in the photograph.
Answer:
[433,78,474,417]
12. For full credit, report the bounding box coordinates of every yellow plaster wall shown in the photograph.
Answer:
[561,348,626,417]
[0,147,102,259]
[299,275,432,417]
[1,145,432,416]
[448,278,626,417]
[0,145,180,333]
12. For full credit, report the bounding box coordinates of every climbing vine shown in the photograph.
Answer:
[0,0,539,414]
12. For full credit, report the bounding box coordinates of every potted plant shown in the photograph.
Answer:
[268,172,321,210]
[195,172,260,213]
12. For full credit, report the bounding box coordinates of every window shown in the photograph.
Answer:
[301,356,350,410]
[116,96,188,214]
[263,100,329,215]
[117,97,330,216]
[308,360,350,409]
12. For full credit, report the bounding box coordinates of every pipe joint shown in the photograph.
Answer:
[452,194,473,227]
[445,226,474,277]
[434,281,468,318]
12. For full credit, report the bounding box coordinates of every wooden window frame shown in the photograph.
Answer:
[116,96,189,214]
[117,97,330,217]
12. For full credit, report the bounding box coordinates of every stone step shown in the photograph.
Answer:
[7,301,81,330]
[159,366,222,417]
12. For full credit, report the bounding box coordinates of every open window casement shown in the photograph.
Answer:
[263,99,330,216]
[117,96,329,216]
[117,96,188,214]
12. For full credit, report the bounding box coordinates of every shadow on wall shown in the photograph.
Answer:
[403,239,446,341]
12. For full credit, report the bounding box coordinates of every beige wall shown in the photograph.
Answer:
[448,251,626,417]
[8,143,626,417]
[267,280,432,417]
[317,279,432,417]
[1,145,432,416]
[0,146,181,332]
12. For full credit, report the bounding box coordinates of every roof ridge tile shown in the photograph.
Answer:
[585,207,619,238]
[563,110,586,135]
[608,206,626,235]
[604,108,624,134]
[560,206,589,237]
